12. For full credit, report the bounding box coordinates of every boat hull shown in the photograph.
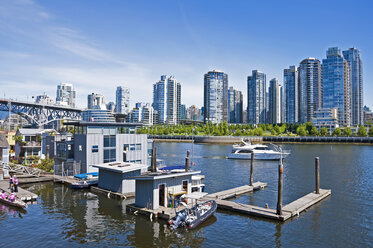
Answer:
[71,180,98,189]
[187,200,217,230]
[227,152,289,160]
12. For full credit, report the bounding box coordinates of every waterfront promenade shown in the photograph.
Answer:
[149,134,373,144]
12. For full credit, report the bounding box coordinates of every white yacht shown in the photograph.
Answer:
[227,140,290,160]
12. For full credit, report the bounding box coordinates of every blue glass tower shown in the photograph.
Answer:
[204,70,228,123]
[284,66,298,123]
[247,70,266,124]
[322,47,351,126]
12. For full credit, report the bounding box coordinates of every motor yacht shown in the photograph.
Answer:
[227,140,290,160]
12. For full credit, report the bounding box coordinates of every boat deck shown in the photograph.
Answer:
[0,180,37,201]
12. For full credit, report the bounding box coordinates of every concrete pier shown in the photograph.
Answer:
[205,182,267,200]
[0,180,37,201]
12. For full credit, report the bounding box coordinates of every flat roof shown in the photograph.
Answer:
[132,170,201,180]
[93,162,148,173]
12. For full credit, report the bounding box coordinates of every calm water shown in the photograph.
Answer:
[0,143,373,247]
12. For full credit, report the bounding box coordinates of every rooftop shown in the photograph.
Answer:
[93,161,148,173]
[132,170,201,180]
[64,121,143,127]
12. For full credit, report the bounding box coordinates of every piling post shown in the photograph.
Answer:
[185,150,190,172]
[276,163,283,216]
[151,143,157,172]
[315,157,320,194]
[46,145,50,159]
[250,152,254,186]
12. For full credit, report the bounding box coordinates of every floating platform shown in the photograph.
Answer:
[53,175,79,186]
[205,182,267,200]
[126,181,267,220]
[214,189,331,221]
[90,186,135,199]
[0,180,37,201]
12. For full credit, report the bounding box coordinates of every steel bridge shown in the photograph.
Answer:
[0,98,82,127]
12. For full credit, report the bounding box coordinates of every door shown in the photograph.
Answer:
[159,184,166,207]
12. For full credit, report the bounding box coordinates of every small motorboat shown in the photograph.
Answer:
[169,199,217,230]
[72,172,99,189]
[71,180,98,189]
[0,197,27,209]
[227,140,290,160]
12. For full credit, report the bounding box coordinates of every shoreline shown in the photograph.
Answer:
[149,135,373,145]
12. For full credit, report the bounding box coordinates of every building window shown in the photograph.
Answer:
[79,145,82,152]
[130,144,135,151]
[92,145,99,153]
[182,180,188,192]
[136,144,141,150]
[104,149,116,163]
[135,160,141,164]
[104,135,116,147]
[123,144,129,152]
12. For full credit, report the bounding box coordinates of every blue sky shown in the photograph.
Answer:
[0,0,372,109]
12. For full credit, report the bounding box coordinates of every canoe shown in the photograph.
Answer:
[169,200,217,230]
[0,197,27,209]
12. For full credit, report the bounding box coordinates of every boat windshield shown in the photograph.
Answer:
[237,150,252,154]
[253,147,268,150]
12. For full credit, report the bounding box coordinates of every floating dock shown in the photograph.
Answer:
[126,181,267,221]
[91,186,135,199]
[212,189,331,221]
[0,180,37,201]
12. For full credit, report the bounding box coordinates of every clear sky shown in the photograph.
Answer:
[0,0,372,109]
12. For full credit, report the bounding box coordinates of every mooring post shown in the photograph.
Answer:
[250,152,254,186]
[185,150,190,172]
[151,143,157,172]
[276,163,283,215]
[315,157,320,194]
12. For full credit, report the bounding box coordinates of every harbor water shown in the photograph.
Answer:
[0,143,372,247]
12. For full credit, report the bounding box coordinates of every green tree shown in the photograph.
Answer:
[369,127,373,137]
[310,127,320,136]
[274,125,281,134]
[343,127,352,136]
[296,126,308,136]
[253,127,264,136]
[333,128,342,136]
[357,125,367,137]
[320,127,328,136]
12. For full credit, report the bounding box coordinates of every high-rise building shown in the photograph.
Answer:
[343,48,363,126]
[322,47,351,126]
[152,75,181,125]
[106,102,115,112]
[268,78,281,124]
[180,104,187,120]
[56,83,76,108]
[280,85,285,123]
[35,94,54,105]
[87,93,106,110]
[299,58,322,123]
[203,70,228,124]
[228,87,243,123]
[187,105,202,121]
[116,86,130,115]
[284,66,299,123]
[129,102,154,126]
[247,70,266,124]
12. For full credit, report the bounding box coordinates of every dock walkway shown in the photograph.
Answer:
[0,180,37,201]
[214,189,331,221]
[205,182,267,200]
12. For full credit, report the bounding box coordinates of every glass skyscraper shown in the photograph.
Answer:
[203,70,228,124]
[153,75,181,125]
[284,66,299,123]
[268,78,281,124]
[247,70,266,124]
[228,86,243,123]
[116,86,130,115]
[322,47,351,126]
[343,48,363,125]
[56,83,76,108]
[299,58,322,123]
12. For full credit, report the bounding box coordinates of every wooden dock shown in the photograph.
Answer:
[214,189,331,221]
[205,182,267,200]
[91,186,135,199]
[0,180,38,201]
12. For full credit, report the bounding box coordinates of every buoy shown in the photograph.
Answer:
[107,192,110,198]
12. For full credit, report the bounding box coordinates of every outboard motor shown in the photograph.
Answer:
[170,211,187,230]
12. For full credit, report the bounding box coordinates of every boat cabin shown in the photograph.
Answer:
[93,161,148,194]
[132,170,201,210]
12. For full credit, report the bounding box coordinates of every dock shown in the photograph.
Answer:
[205,182,267,200]
[0,180,38,201]
[91,186,135,199]
[214,189,331,221]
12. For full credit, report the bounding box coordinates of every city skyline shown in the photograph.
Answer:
[1,1,372,109]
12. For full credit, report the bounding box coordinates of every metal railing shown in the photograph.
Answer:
[0,161,42,177]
